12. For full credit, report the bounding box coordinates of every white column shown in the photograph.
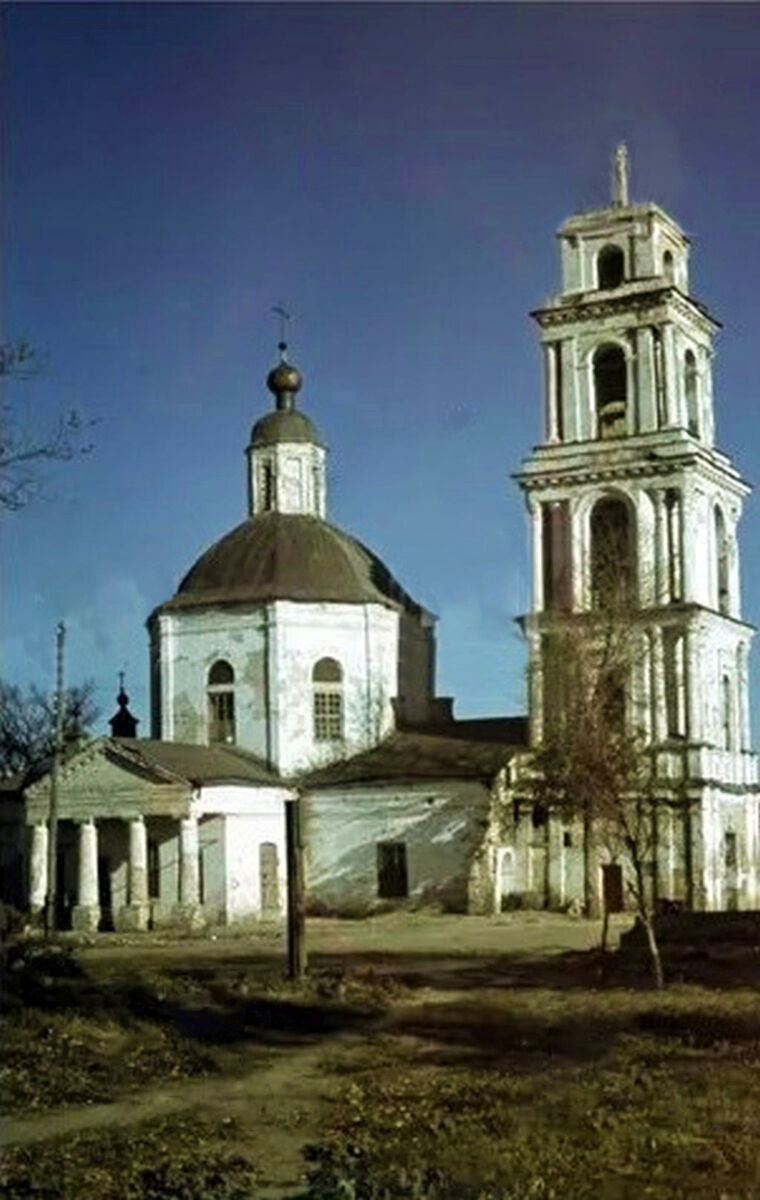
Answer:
[179,815,200,907]
[636,327,657,432]
[685,629,702,743]
[662,323,680,428]
[653,491,668,605]
[129,817,149,906]
[650,626,668,744]
[530,499,543,612]
[29,822,49,915]
[72,819,100,931]
[116,815,150,932]
[544,343,558,442]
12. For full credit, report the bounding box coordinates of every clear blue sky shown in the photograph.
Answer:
[4,2,760,742]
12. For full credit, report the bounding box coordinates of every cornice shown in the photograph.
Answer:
[532,287,718,336]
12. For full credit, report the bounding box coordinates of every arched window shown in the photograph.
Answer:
[593,344,627,439]
[714,506,730,615]
[684,350,699,437]
[662,250,675,283]
[312,657,344,742]
[590,497,636,609]
[597,244,625,289]
[207,660,236,744]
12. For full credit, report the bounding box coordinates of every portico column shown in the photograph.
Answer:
[544,343,559,442]
[117,816,150,931]
[661,323,680,428]
[175,815,204,928]
[651,626,668,745]
[29,822,49,917]
[72,819,100,932]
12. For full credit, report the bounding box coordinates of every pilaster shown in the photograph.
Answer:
[29,822,48,916]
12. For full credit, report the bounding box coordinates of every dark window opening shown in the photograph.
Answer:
[665,489,682,602]
[531,803,548,829]
[597,244,625,289]
[563,831,572,848]
[377,842,408,899]
[590,497,635,609]
[664,633,686,739]
[602,862,624,913]
[594,344,627,438]
[715,506,730,615]
[198,847,205,905]
[147,840,160,900]
[662,250,675,283]
[208,660,236,744]
[724,830,737,869]
[722,673,733,751]
[261,462,275,511]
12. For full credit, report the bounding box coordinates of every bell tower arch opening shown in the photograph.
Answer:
[593,344,627,439]
[590,495,636,610]
[597,244,625,289]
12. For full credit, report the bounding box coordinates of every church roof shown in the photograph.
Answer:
[250,409,325,448]
[301,728,524,787]
[109,738,281,786]
[155,512,428,615]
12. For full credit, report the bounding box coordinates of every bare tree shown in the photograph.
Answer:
[528,504,665,987]
[0,679,99,785]
[0,340,94,511]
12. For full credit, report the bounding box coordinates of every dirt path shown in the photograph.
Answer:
[2,1032,369,1198]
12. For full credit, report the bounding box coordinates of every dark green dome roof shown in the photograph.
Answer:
[249,409,324,448]
[159,513,425,614]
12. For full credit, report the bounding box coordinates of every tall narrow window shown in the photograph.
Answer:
[597,244,625,289]
[662,250,675,283]
[207,660,236,744]
[593,344,627,438]
[684,350,699,437]
[147,840,160,900]
[312,657,344,742]
[590,497,635,608]
[722,673,733,751]
[260,462,275,511]
[715,506,730,615]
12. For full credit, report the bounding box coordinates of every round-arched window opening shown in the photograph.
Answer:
[208,660,234,686]
[207,660,236,744]
[593,344,627,439]
[597,244,625,289]
[663,250,675,283]
[312,657,344,741]
[590,496,636,609]
[312,657,343,684]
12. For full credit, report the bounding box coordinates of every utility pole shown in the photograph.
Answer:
[285,794,307,981]
[44,622,65,938]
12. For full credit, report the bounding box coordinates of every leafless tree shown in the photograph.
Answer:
[0,340,94,511]
[528,507,664,987]
[0,678,99,785]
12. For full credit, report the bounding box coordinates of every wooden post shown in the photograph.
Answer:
[286,795,306,981]
[44,622,65,938]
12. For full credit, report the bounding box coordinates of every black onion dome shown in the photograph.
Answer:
[159,513,425,614]
[250,409,324,448]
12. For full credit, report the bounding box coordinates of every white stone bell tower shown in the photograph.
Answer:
[515,147,759,911]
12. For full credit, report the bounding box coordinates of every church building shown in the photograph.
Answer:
[7,150,759,928]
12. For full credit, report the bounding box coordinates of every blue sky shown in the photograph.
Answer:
[4,2,760,741]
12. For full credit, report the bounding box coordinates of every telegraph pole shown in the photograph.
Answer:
[285,793,307,981]
[44,622,65,938]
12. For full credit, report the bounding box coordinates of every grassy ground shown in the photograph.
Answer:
[2,913,759,1198]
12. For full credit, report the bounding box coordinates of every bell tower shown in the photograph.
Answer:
[515,147,759,911]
